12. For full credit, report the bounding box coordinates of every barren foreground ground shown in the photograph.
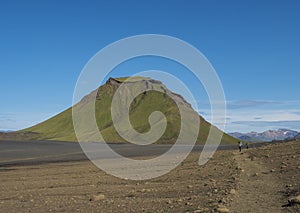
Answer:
[0,141,299,212]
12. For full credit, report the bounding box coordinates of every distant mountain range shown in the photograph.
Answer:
[0,130,13,133]
[229,129,299,142]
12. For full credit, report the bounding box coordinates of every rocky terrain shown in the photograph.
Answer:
[0,140,299,212]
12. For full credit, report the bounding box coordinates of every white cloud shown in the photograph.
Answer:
[198,100,300,133]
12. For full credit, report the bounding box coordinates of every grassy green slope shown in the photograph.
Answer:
[17,77,237,144]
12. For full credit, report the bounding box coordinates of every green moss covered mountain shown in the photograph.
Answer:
[4,77,237,144]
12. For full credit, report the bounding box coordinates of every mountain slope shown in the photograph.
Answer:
[5,77,237,144]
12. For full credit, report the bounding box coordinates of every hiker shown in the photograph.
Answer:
[238,141,242,152]
[246,142,249,149]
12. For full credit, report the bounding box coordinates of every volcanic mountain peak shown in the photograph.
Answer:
[1,76,237,144]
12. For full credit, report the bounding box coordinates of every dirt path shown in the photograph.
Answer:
[230,150,284,213]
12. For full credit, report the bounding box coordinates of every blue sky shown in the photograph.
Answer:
[0,0,300,133]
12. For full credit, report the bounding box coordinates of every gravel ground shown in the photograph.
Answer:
[0,140,299,213]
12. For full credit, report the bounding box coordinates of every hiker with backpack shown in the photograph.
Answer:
[238,141,243,152]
